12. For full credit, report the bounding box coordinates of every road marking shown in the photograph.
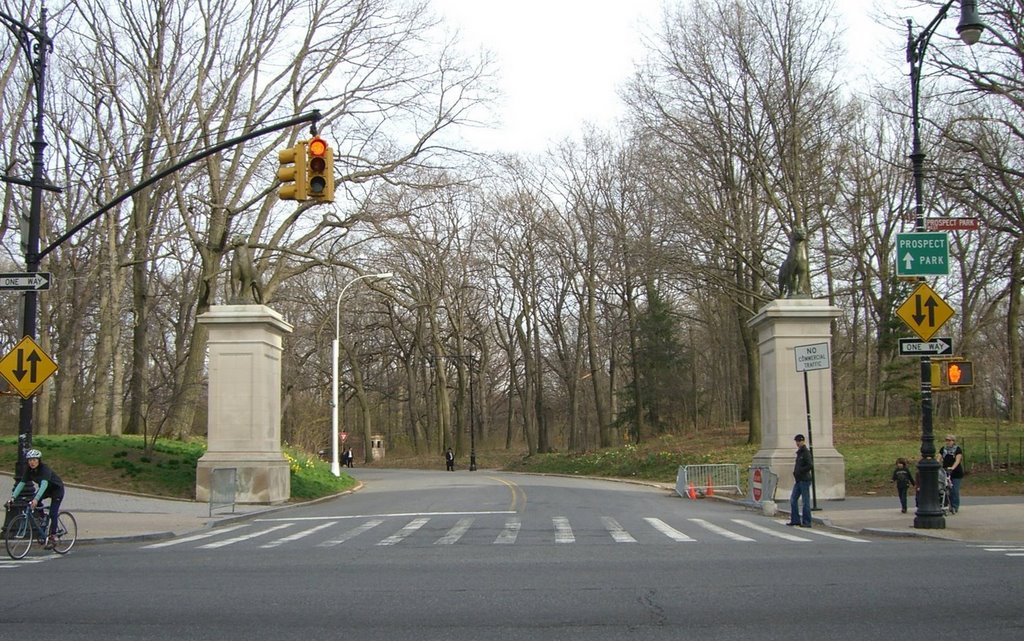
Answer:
[733,519,811,542]
[495,517,521,544]
[601,516,636,543]
[0,556,56,568]
[779,524,870,543]
[436,518,474,545]
[490,476,526,513]
[319,518,384,547]
[553,516,574,543]
[644,517,695,542]
[142,524,250,549]
[261,521,338,548]
[377,517,429,546]
[198,524,292,549]
[256,510,513,523]
[689,518,755,542]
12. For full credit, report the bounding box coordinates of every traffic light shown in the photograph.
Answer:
[277,141,307,201]
[946,361,974,388]
[306,136,334,203]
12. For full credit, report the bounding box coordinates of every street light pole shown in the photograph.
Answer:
[906,0,983,529]
[332,272,393,476]
[0,6,55,470]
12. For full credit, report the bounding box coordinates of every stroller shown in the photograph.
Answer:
[938,467,953,515]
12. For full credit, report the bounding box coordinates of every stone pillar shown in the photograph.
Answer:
[196,305,293,504]
[749,299,846,500]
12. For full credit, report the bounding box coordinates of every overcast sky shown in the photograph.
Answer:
[431,0,929,153]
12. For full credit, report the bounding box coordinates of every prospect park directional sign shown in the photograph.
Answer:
[896,232,949,277]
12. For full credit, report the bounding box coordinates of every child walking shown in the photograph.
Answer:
[892,458,916,513]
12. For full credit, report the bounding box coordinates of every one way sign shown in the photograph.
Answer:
[898,337,953,357]
[0,272,51,291]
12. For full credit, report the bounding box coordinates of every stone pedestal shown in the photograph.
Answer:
[195,305,293,504]
[749,299,846,500]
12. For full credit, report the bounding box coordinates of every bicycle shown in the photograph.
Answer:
[4,501,77,559]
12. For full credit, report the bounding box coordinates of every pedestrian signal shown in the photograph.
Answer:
[946,361,974,388]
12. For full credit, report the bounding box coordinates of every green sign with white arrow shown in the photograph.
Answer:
[896,232,949,277]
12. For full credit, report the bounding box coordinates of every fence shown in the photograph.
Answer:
[675,464,742,498]
[209,467,237,517]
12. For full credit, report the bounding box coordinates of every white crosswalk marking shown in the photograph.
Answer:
[602,516,637,543]
[319,518,384,547]
[143,524,251,549]
[689,518,755,542]
[0,556,55,568]
[436,518,474,545]
[732,519,811,542]
[553,516,574,543]
[774,522,870,543]
[199,524,292,549]
[644,517,695,542]
[261,521,338,549]
[494,517,521,544]
[378,518,429,546]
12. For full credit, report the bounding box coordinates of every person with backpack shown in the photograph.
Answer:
[891,458,916,513]
[7,449,65,549]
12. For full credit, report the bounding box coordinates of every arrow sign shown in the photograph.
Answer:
[896,282,955,342]
[898,337,953,357]
[0,272,51,291]
[0,336,58,398]
[896,232,949,277]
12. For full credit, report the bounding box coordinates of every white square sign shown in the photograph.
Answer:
[794,342,831,372]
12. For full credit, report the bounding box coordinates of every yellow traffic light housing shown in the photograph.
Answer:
[946,361,974,388]
[277,141,308,201]
[306,136,335,203]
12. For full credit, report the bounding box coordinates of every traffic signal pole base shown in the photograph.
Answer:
[914,458,946,529]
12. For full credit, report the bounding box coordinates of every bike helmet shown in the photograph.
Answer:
[24,449,41,459]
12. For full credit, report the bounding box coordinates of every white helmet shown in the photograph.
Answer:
[25,449,42,459]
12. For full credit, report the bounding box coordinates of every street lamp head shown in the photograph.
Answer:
[373,272,394,281]
[956,0,984,46]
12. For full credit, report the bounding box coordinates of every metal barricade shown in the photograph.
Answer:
[675,464,742,498]
[209,467,237,517]
[746,465,779,506]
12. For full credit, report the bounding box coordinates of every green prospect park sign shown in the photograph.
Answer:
[896,232,949,277]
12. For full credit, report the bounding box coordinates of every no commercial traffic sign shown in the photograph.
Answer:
[794,342,831,372]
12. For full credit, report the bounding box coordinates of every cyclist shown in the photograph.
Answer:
[8,449,64,549]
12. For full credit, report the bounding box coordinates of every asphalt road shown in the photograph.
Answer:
[2,469,1021,640]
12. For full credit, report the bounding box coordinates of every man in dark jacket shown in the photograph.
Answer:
[787,434,813,527]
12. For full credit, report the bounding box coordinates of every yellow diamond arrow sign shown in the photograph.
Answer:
[0,336,58,398]
[896,282,955,342]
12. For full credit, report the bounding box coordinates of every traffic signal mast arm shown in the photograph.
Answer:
[38,110,322,260]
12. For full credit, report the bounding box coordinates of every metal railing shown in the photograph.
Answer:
[209,468,237,517]
[675,464,742,498]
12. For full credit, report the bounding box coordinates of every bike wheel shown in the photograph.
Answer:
[5,514,33,559]
[51,512,77,555]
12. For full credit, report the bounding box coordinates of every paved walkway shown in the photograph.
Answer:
[5,473,1023,545]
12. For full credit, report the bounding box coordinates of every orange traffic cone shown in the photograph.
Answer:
[706,475,714,497]
[688,481,697,499]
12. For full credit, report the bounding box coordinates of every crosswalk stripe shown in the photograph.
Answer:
[553,516,574,543]
[436,518,474,545]
[262,521,338,549]
[143,524,250,549]
[602,516,637,543]
[319,518,384,547]
[494,517,521,544]
[378,517,429,546]
[644,517,695,542]
[783,524,870,543]
[733,519,810,542]
[689,518,755,542]
[198,524,292,549]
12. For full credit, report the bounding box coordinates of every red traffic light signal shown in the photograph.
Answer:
[306,136,334,202]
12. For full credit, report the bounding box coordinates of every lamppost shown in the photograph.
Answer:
[332,272,393,476]
[906,0,983,529]
[1,6,57,470]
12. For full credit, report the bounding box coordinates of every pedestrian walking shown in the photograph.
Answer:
[445,448,455,471]
[787,434,813,528]
[891,457,916,513]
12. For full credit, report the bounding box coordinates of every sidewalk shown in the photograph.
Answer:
[747,494,1024,543]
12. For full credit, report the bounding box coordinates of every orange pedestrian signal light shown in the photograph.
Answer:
[306,136,335,203]
[946,361,974,388]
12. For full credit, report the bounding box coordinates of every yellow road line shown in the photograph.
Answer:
[490,476,526,513]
